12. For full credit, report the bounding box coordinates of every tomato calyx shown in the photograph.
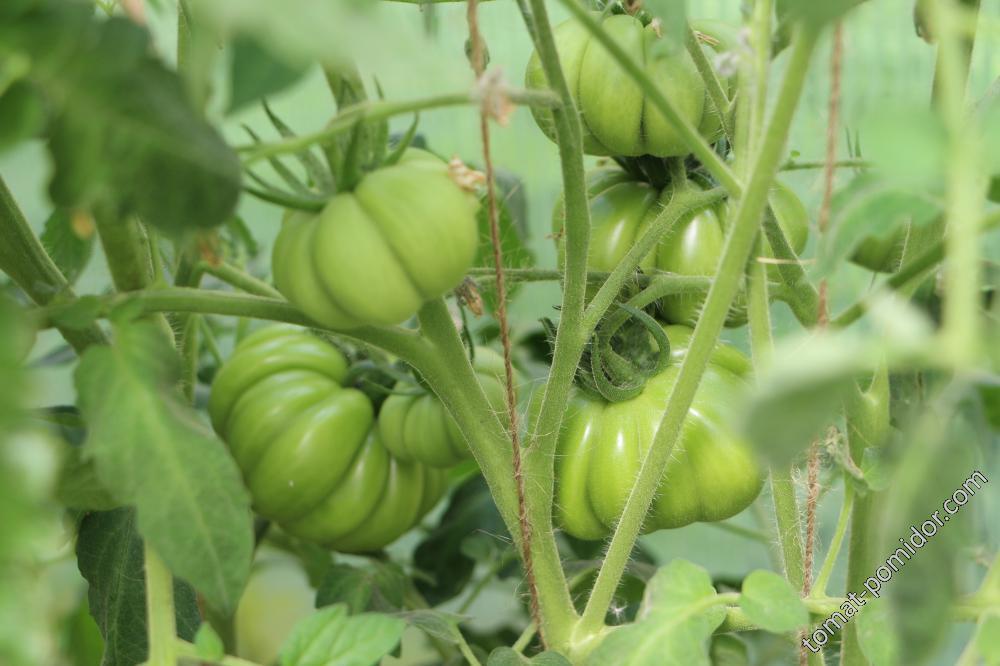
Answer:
[343,359,423,411]
[544,303,672,402]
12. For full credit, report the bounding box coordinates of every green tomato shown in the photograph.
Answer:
[378,347,509,468]
[235,551,315,665]
[525,13,706,157]
[553,325,763,540]
[209,326,445,552]
[554,168,809,326]
[272,149,480,329]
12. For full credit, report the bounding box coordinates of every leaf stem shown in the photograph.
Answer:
[810,481,854,598]
[577,23,820,640]
[197,261,282,298]
[239,89,559,165]
[144,543,177,666]
[0,176,106,351]
[685,26,733,143]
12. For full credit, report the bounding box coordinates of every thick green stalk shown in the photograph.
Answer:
[577,25,820,640]
[763,213,820,327]
[32,288,429,365]
[467,267,711,290]
[415,300,577,644]
[144,544,177,666]
[0,176,106,351]
[240,89,560,165]
[932,0,984,367]
[93,210,156,292]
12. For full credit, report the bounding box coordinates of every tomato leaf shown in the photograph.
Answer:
[74,319,253,614]
[0,79,45,152]
[279,605,404,666]
[0,3,241,233]
[395,609,467,646]
[76,509,200,666]
[315,561,407,614]
[738,570,808,633]
[193,623,226,660]
[585,559,724,666]
[228,34,308,114]
[413,475,510,605]
[854,598,901,666]
[817,172,943,277]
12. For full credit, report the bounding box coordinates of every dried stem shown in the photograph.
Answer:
[466,0,542,641]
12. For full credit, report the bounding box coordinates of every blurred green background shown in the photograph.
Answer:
[1,1,998,664]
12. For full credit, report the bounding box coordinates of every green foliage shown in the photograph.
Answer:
[0,0,241,233]
[279,604,404,666]
[75,318,253,614]
[584,559,725,665]
[315,561,408,613]
[39,209,94,286]
[228,34,309,114]
[738,570,808,633]
[76,509,200,666]
[414,475,510,605]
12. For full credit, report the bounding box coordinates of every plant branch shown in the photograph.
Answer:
[577,23,820,639]
[144,543,177,666]
[239,89,559,165]
[0,176,106,351]
[811,481,854,598]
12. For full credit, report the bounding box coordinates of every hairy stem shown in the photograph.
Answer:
[0,176,106,351]
[144,544,177,666]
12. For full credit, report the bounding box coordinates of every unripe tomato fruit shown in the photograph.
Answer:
[553,325,762,540]
[209,326,445,552]
[526,13,708,157]
[272,149,480,329]
[553,169,808,326]
[378,347,509,468]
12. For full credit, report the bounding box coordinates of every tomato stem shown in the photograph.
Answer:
[144,543,178,666]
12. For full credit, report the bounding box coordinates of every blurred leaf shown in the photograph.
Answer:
[881,388,982,665]
[414,475,510,605]
[56,442,119,511]
[62,598,105,666]
[228,34,308,114]
[279,605,404,666]
[40,209,95,286]
[315,561,407,613]
[76,509,200,666]
[775,0,864,27]
[863,107,948,188]
[819,172,943,277]
[488,647,571,666]
[0,79,45,152]
[977,612,1000,664]
[738,571,808,633]
[0,4,241,232]
[854,598,900,666]
[709,635,749,666]
[194,623,225,660]
[75,319,253,614]
[742,312,932,466]
[397,609,467,646]
[644,0,687,57]
[585,559,724,666]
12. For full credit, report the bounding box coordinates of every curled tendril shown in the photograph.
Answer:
[585,302,671,402]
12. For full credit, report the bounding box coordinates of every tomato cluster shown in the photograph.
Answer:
[209,326,447,552]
